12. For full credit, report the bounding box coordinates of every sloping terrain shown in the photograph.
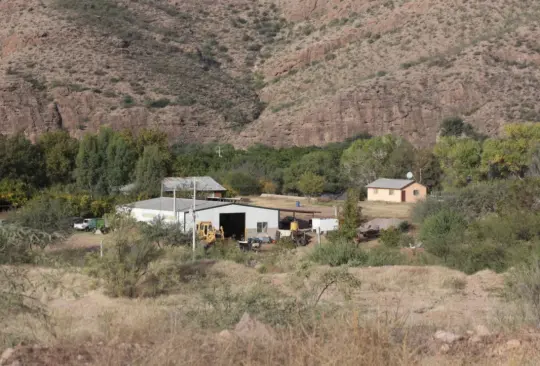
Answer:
[1,0,540,146]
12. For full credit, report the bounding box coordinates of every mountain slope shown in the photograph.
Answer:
[1,0,540,146]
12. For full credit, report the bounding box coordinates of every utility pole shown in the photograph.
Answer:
[192,177,197,260]
[216,145,222,158]
[173,187,177,223]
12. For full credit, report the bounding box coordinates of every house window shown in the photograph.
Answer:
[389,189,395,195]
[373,189,378,194]
[257,222,268,233]
[413,190,420,196]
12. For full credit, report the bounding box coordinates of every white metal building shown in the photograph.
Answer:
[122,197,280,239]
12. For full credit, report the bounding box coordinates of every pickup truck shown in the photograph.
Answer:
[73,218,107,232]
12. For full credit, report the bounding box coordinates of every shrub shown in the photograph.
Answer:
[364,246,405,267]
[379,228,402,248]
[9,195,75,233]
[451,240,508,274]
[309,240,367,267]
[398,221,410,232]
[123,94,135,107]
[419,209,467,262]
[505,259,540,324]
[147,98,171,108]
[85,234,163,298]
[139,216,191,248]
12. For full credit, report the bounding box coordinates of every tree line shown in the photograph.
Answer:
[0,118,539,210]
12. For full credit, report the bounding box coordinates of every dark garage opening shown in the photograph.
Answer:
[219,213,246,239]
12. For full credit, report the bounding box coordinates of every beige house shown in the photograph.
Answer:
[366,179,427,203]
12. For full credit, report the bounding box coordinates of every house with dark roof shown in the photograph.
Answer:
[365,178,427,203]
[119,176,227,198]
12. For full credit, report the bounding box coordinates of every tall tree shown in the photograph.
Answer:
[38,131,79,185]
[439,117,477,138]
[75,133,104,195]
[434,137,482,189]
[339,188,363,240]
[135,145,170,196]
[297,172,325,198]
[0,133,46,187]
[106,134,138,192]
[341,135,415,188]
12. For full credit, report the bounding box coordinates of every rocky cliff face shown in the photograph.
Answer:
[1,0,540,147]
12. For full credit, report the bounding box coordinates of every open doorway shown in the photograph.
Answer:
[219,213,246,239]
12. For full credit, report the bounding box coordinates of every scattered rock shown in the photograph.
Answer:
[440,344,450,354]
[475,325,491,337]
[218,330,234,340]
[466,330,475,336]
[470,335,482,344]
[234,313,276,342]
[506,339,521,349]
[434,330,463,344]
[0,348,14,365]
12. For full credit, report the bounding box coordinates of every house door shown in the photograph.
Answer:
[401,190,406,202]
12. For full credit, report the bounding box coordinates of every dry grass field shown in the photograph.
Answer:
[248,196,413,221]
[2,244,539,365]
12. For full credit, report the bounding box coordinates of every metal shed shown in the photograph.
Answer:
[122,197,280,239]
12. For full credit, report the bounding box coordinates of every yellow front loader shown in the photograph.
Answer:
[196,221,224,246]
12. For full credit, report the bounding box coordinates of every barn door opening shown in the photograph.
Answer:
[401,190,406,202]
[219,213,246,239]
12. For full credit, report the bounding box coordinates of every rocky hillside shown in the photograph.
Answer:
[2,0,540,146]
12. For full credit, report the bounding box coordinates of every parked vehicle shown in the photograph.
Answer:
[73,218,107,232]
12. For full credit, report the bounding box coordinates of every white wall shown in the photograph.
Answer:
[130,208,183,225]
[184,204,279,237]
[129,204,279,237]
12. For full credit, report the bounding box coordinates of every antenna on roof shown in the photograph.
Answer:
[406,172,414,180]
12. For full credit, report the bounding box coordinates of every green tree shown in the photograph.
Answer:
[0,133,46,187]
[419,209,467,262]
[0,179,33,208]
[283,150,343,193]
[434,137,482,189]
[439,117,476,138]
[75,133,104,194]
[341,135,415,188]
[339,188,363,240]
[297,172,325,198]
[38,131,79,185]
[135,128,169,155]
[135,145,170,196]
[481,124,540,179]
[223,171,261,196]
[106,133,138,191]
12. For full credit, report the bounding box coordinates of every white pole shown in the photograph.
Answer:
[317,227,321,246]
[192,178,197,260]
[100,240,103,258]
[173,188,177,223]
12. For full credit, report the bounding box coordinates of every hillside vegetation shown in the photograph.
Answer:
[2,0,540,145]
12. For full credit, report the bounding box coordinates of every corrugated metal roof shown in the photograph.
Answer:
[366,178,415,189]
[162,176,226,192]
[127,197,230,212]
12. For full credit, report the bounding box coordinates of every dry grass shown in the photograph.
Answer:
[248,196,413,220]
[0,251,536,365]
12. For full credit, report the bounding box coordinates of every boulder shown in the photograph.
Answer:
[0,348,14,365]
[475,325,491,337]
[434,330,463,344]
[234,313,276,342]
[506,339,521,349]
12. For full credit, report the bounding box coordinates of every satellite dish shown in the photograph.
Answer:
[406,172,414,179]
